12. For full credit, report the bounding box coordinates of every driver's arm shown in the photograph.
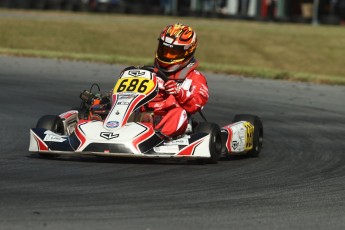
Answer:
[175,70,209,114]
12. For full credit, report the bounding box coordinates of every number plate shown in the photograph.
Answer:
[113,77,155,94]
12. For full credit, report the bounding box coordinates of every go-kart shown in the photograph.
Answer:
[29,66,263,163]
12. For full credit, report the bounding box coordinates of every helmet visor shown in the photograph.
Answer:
[157,40,187,63]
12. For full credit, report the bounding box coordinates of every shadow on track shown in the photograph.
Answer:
[26,153,251,165]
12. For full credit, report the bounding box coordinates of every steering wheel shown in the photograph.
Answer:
[141,66,169,82]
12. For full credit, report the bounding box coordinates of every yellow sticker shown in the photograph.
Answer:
[113,77,155,94]
[244,122,254,151]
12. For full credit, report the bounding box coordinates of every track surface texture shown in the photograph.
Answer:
[1,56,345,230]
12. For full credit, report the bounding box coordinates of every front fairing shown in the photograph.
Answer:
[103,69,159,130]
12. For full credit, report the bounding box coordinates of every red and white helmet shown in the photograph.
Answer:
[155,23,198,73]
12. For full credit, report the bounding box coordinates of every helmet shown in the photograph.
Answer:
[155,23,198,73]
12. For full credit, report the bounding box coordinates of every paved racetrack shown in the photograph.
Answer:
[1,56,345,230]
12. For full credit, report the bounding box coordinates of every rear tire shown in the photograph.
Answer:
[195,122,222,164]
[233,114,263,157]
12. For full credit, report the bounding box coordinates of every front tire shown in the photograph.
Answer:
[233,114,263,157]
[35,115,64,158]
[195,122,222,164]
[36,115,64,134]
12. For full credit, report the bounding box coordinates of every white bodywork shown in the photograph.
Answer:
[29,67,256,161]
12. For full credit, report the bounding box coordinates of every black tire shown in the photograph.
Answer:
[195,122,222,164]
[36,115,64,158]
[232,114,263,157]
[36,115,64,134]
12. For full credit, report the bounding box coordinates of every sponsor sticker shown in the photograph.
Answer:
[100,132,119,140]
[154,145,179,154]
[43,131,67,142]
[128,70,146,77]
[117,101,129,105]
[106,121,119,129]
[169,138,189,145]
[232,140,239,150]
[118,92,137,99]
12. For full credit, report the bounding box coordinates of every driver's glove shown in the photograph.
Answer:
[164,80,181,96]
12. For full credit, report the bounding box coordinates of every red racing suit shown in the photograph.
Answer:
[148,59,209,137]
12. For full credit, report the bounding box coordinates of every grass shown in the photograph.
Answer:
[1,9,345,85]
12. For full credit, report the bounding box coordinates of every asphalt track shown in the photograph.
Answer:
[1,56,345,230]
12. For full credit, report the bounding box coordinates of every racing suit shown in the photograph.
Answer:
[149,58,209,137]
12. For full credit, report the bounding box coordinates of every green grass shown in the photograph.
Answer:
[1,9,345,85]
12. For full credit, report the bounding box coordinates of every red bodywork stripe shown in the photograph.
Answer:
[34,134,49,151]
[121,95,144,126]
[59,110,78,119]
[75,122,87,150]
[132,124,154,153]
[177,138,205,156]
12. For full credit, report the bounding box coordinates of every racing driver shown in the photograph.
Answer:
[149,23,209,138]
[84,23,209,139]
